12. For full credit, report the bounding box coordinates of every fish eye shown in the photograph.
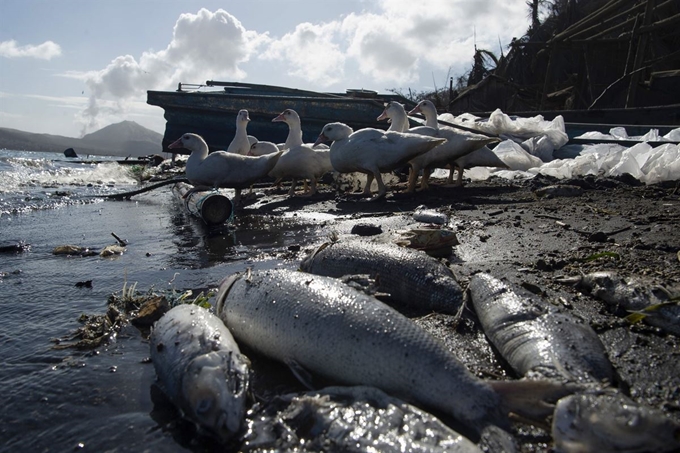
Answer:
[195,397,214,414]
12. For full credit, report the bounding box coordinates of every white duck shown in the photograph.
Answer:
[378,101,498,192]
[168,133,282,206]
[314,122,445,201]
[226,109,254,155]
[249,141,333,196]
[272,109,329,150]
[376,102,411,132]
[410,100,507,186]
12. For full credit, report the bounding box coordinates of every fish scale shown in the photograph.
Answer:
[300,240,464,314]
[469,273,615,384]
[216,269,506,432]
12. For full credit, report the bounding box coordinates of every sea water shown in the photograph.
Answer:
[0,149,299,450]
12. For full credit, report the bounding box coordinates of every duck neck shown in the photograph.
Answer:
[187,141,209,167]
[235,120,248,140]
[285,121,304,148]
[423,108,439,129]
[389,107,410,132]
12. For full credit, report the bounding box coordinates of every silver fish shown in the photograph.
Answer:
[470,273,614,384]
[558,271,680,336]
[300,240,464,314]
[534,184,583,198]
[149,304,250,442]
[242,385,483,453]
[216,269,572,433]
[552,391,680,453]
[413,205,449,225]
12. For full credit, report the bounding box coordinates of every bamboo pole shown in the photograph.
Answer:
[172,182,233,225]
[626,0,656,108]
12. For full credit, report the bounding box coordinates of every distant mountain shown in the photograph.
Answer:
[0,121,165,157]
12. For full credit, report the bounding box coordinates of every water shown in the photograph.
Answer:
[0,149,309,451]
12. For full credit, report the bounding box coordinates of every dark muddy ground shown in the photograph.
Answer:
[234,173,680,451]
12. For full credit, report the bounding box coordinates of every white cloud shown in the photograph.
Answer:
[259,0,528,87]
[60,8,269,134]
[59,2,529,134]
[260,21,345,86]
[0,39,62,60]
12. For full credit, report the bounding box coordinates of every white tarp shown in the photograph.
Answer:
[430,108,679,184]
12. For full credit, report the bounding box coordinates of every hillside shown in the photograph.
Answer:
[0,121,164,157]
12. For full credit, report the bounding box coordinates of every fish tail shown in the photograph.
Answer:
[625,301,678,324]
[624,312,648,324]
[489,380,581,424]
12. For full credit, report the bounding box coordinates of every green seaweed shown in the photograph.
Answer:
[584,251,621,262]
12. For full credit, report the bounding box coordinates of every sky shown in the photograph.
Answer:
[0,0,530,138]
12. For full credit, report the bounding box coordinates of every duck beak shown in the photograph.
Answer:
[272,113,285,122]
[168,137,184,149]
[408,106,421,115]
[313,134,328,147]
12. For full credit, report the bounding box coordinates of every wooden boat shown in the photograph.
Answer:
[147,81,416,153]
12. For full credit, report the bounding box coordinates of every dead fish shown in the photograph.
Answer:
[52,244,98,256]
[534,184,583,198]
[394,227,460,257]
[557,271,680,336]
[470,273,614,384]
[413,205,449,225]
[99,244,125,257]
[216,269,574,433]
[242,385,483,453]
[552,391,680,453]
[299,240,464,314]
[149,304,251,442]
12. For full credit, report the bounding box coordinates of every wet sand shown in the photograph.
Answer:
[3,172,677,451]
[240,173,680,450]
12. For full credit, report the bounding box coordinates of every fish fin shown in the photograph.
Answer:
[285,359,316,390]
[215,273,242,314]
[624,312,647,324]
[625,300,677,324]
[489,379,581,423]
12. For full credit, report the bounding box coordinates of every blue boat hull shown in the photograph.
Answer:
[147,83,415,153]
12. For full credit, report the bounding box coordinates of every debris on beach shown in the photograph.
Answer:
[99,244,126,257]
[534,184,583,198]
[395,227,459,257]
[413,205,449,225]
[52,244,98,256]
[0,241,30,253]
[52,281,213,350]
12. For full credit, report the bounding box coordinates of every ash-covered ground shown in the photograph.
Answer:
[236,173,680,451]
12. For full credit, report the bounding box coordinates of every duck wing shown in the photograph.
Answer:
[192,152,281,189]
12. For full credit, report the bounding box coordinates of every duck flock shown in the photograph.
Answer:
[168,103,680,207]
[168,102,512,205]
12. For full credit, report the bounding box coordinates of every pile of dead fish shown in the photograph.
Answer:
[149,239,680,453]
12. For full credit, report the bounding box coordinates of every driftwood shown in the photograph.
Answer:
[171,182,233,225]
[96,178,189,200]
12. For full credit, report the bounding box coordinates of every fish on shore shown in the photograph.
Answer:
[552,391,680,453]
[299,240,464,314]
[469,272,615,384]
[216,268,574,434]
[149,304,251,442]
[556,271,680,336]
[242,385,484,453]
